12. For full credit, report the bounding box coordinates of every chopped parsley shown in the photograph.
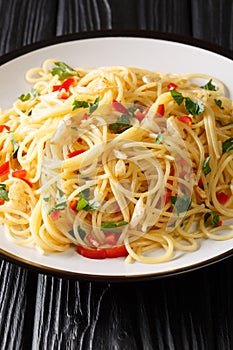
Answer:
[170,90,184,105]
[19,88,40,102]
[101,221,128,232]
[8,131,19,158]
[214,99,224,109]
[184,98,205,116]
[51,61,76,80]
[49,201,67,214]
[76,189,96,211]
[222,137,233,153]
[109,114,132,133]
[170,194,191,216]
[170,90,204,116]
[72,96,100,115]
[0,184,9,201]
[202,156,211,175]
[204,212,220,227]
[201,79,216,91]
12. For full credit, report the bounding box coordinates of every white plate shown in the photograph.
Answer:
[0,33,232,280]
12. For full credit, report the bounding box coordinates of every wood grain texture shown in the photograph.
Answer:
[0,1,232,349]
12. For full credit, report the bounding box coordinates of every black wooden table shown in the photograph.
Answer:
[0,1,232,349]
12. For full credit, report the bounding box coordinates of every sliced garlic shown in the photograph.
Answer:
[130,196,145,228]
[115,159,126,178]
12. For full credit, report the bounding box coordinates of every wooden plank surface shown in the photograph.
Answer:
[0,1,232,349]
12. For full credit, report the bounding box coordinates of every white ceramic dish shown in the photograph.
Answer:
[0,33,232,280]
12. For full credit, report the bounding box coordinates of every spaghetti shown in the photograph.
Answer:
[0,59,232,263]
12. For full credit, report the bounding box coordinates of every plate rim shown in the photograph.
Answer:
[0,29,232,66]
[0,29,232,281]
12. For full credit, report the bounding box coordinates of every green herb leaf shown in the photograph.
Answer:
[202,156,211,175]
[222,137,233,153]
[170,90,184,105]
[201,79,216,91]
[109,114,132,133]
[204,212,220,227]
[8,131,19,158]
[72,100,89,110]
[89,96,100,114]
[184,97,205,116]
[155,133,163,144]
[76,190,96,211]
[214,99,224,109]
[43,197,51,202]
[57,186,66,198]
[19,88,40,102]
[51,61,75,80]
[72,96,100,115]
[0,184,9,201]
[170,194,191,216]
[49,201,67,214]
[101,221,127,232]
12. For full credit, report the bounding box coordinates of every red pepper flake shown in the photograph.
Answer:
[198,178,204,188]
[52,77,75,92]
[82,113,88,120]
[68,149,85,158]
[167,82,178,90]
[57,90,70,99]
[12,169,27,179]
[165,189,172,204]
[69,199,78,211]
[134,107,149,121]
[0,161,10,177]
[0,125,10,132]
[177,116,192,127]
[216,192,230,205]
[111,99,129,115]
[156,104,165,117]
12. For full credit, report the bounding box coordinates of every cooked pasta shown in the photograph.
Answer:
[0,59,232,263]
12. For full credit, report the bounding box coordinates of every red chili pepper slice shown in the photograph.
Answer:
[21,178,33,188]
[134,107,149,121]
[177,116,192,127]
[167,82,178,90]
[198,178,203,188]
[12,169,27,178]
[156,104,165,117]
[70,199,78,211]
[105,245,128,258]
[52,78,75,92]
[77,244,128,259]
[111,99,129,115]
[0,199,5,205]
[68,149,85,158]
[0,161,10,176]
[77,246,106,259]
[164,189,172,204]
[0,125,10,132]
[216,192,229,205]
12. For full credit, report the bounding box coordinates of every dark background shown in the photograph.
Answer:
[0,1,232,349]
